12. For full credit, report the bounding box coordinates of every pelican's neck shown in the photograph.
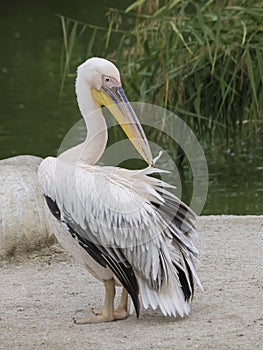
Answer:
[59,76,107,165]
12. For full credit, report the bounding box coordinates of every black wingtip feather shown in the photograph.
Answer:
[44,195,61,221]
[176,265,192,301]
[174,256,195,302]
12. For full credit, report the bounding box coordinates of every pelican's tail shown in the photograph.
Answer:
[136,240,202,317]
[138,275,190,317]
[136,175,203,317]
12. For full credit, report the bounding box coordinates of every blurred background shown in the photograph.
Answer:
[0,0,262,215]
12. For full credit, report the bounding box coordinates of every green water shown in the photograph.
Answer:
[1,1,262,215]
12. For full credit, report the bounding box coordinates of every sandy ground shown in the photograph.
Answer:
[1,216,262,350]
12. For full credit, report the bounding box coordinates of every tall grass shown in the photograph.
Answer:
[59,0,263,152]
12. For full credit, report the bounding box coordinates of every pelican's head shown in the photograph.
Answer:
[77,57,153,165]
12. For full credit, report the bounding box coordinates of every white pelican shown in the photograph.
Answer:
[38,57,202,323]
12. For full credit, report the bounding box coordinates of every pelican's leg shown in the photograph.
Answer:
[114,288,129,320]
[73,279,115,324]
[91,287,129,320]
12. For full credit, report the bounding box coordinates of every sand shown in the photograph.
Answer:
[1,216,262,350]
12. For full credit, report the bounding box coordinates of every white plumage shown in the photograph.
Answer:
[38,57,202,323]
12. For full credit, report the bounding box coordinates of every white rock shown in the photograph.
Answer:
[0,155,54,259]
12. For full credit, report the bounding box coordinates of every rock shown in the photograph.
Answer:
[0,155,54,259]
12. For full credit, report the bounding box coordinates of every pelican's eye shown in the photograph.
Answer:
[102,75,121,88]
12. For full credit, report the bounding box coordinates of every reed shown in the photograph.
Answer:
[58,0,263,151]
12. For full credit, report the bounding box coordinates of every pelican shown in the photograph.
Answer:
[38,57,202,324]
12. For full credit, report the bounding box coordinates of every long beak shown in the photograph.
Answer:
[91,86,153,165]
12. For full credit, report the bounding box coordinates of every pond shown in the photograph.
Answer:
[1,0,262,215]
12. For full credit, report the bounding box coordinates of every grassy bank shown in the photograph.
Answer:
[59,0,263,152]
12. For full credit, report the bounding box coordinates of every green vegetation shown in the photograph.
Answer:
[59,0,263,152]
